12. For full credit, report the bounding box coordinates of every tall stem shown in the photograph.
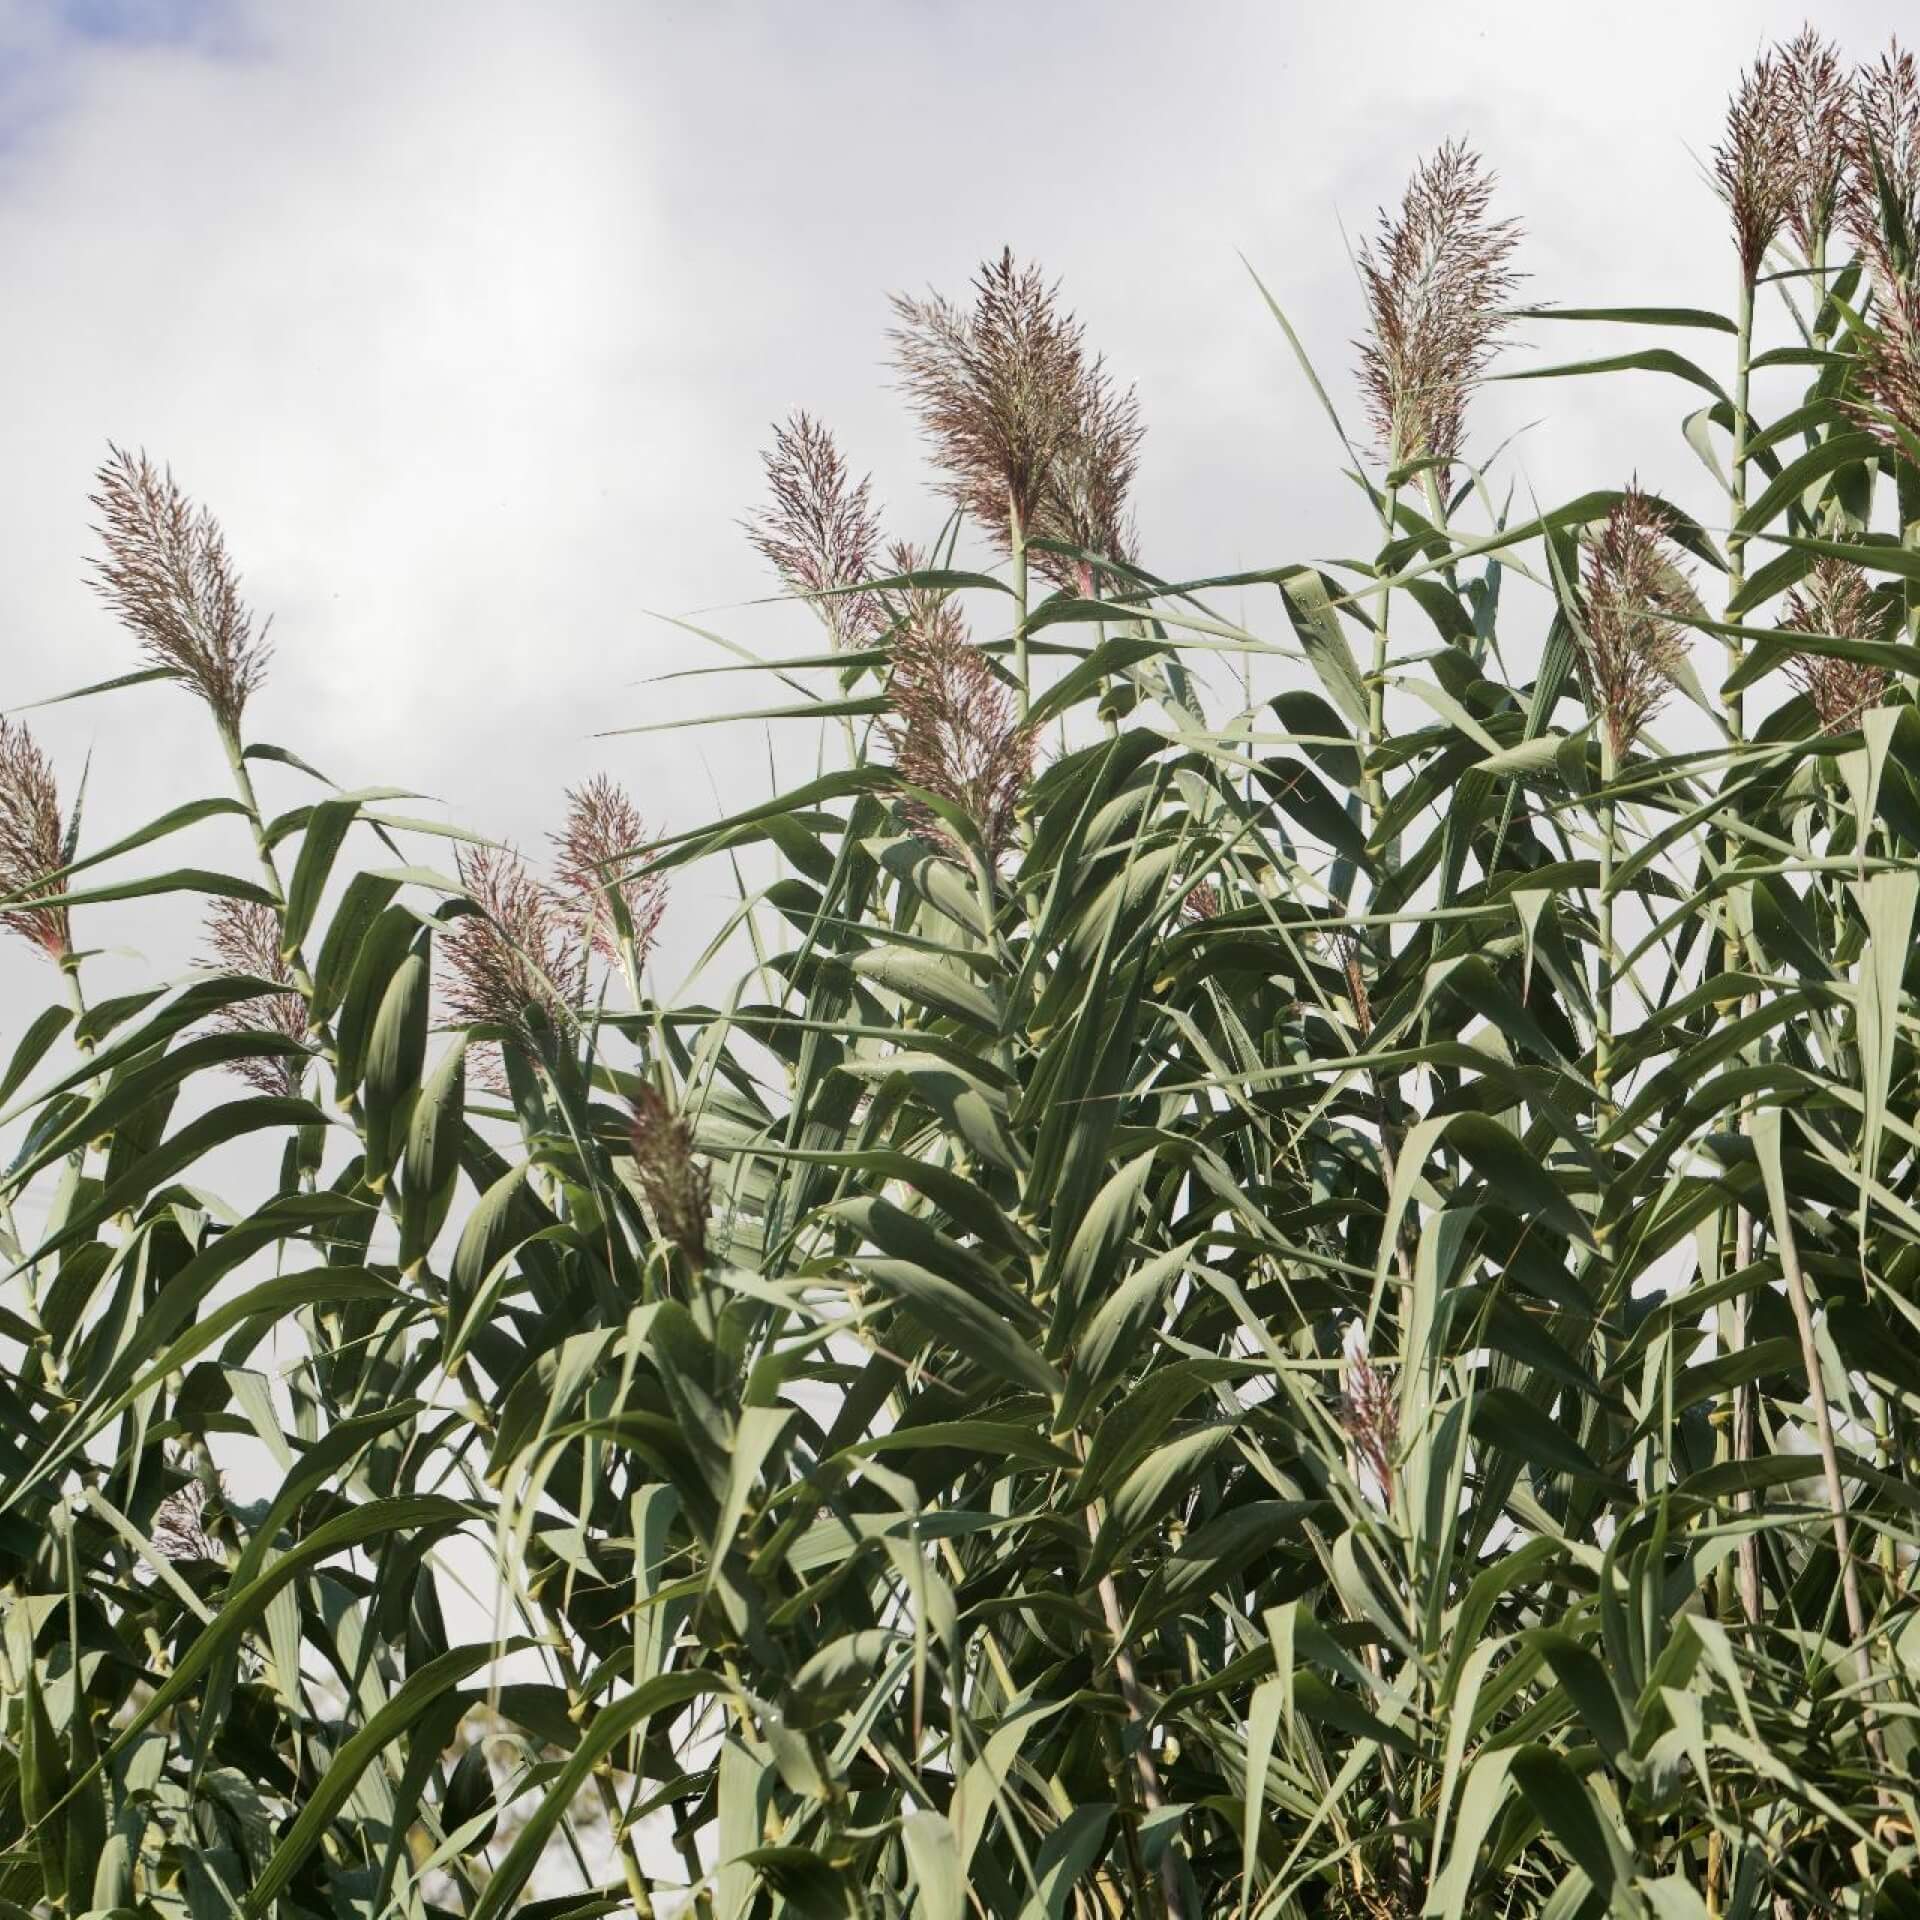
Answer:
[1009,496,1030,725]
[1724,277,1764,1632]
[1595,732,1618,1126]
[1364,485,1401,847]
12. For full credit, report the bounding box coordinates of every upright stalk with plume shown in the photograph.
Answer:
[1572,489,1691,1119]
[1844,43,1920,502]
[889,250,1140,721]
[1356,141,1520,838]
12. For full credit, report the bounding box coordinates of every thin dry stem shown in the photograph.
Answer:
[89,445,271,732]
[1356,140,1521,481]
[0,716,70,962]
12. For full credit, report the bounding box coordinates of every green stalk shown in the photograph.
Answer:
[1364,484,1401,844]
[1595,731,1618,1126]
[1723,276,1764,1633]
[1009,496,1031,725]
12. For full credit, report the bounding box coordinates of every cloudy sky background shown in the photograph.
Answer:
[3,0,1915,1019]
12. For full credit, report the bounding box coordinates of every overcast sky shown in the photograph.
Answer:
[1,0,1912,1003]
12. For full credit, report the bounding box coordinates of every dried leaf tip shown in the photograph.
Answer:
[202,899,310,1095]
[745,413,885,648]
[441,845,584,1093]
[552,775,667,970]
[884,602,1032,868]
[89,446,271,734]
[890,250,1142,583]
[1783,558,1888,732]
[1713,55,1797,285]
[1576,488,1693,761]
[0,716,71,963]
[1357,140,1521,482]
[629,1083,711,1265]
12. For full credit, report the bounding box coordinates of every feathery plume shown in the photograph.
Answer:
[551,775,667,967]
[1331,929,1373,1040]
[1780,28,1852,260]
[1356,140,1522,481]
[1844,45,1920,454]
[202,899,310,1095]
[88,446,271,732]
[440,845,585,1092]
[1575,489,1693,760]
[0,717,70,962]
[628,1084,710,1265]
[1782,558,1888,731]
[151,1467,226,1564]
[1844,41,1920,277]
[1181,882,1221,925]
[883,600,1032,866]
[1339,1319,1397,1512]
[745,413,886,648]
[1030,362,1143,596]
[890,250,1094,543]
[1713,55,1796,284]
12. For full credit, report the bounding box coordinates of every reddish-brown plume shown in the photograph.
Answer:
[1778,27,1852,260]
[1031,364,1142,597]
[1782,557,1889,731]
[628,1083,711,1264]
[1356,140,1521,481]
[88,446,271,733]
[441,845,586,1092]
[1181,882,1221,925]
[0,717,70,963]
[1713,55,1797,284]
[1843,44,1920,455]
[890,250,1140,583]
[883,598,1033,867]
[551,775,667,968]
[745,413,886,648]
[1576,488,1693,760]
[1338,1322,1397,1512]
[202,899,310,1095]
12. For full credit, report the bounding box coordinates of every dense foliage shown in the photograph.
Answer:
[8,25,1920,1920]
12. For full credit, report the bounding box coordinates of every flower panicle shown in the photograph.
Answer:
[1842,43,1920,454]
[1574,487,1693,762]
[1782,557,1889,731]
[1779,27,1852,259]
[889,250,1142,584]
[441,844,585,1093]
[1356,139,1522,482]
[1713,54,1798,284]
[883,600,1033,867]
[628,1083,711,1265]
[1338,1320,1398,1512]
[551,775,667,968]
[202,898,311,1095]
[88,445,271,733]
[745,412,886,648]
[0,716,71,964]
